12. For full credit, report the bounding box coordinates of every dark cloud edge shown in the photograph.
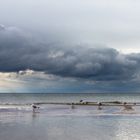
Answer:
[0,25,140,82]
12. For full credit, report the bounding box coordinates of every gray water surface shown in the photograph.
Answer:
[0,112,140,140]
[0,93,140,140]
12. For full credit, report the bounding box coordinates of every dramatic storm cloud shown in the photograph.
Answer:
[0,25,140,83]
[1,0,140,92]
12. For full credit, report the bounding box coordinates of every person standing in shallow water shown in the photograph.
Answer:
[31,104,40,113]
[98,102,102,110]
[123,102,134,111]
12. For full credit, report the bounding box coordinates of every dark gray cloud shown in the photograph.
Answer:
[0,25,140,81]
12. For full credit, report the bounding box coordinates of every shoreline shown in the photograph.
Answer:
[0,101,140,106]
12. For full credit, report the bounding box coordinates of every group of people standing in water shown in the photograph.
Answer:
[31,101,136,113]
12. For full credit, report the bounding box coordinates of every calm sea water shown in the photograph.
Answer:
[0,93,140,104]
[0,93,140,140]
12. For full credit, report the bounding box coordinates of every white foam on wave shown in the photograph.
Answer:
[0,105,32,112]
[0,104,140,116]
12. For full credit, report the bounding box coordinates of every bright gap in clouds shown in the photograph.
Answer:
[0,70,96,93]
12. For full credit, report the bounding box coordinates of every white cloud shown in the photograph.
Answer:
[0,0,140,52]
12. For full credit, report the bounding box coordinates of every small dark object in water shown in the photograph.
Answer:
[123,102,127,105]
[98,102,102,110]
[123,102,134,110]
[80,100,83,103]
[31,104,40,112]
[32,105,37,108]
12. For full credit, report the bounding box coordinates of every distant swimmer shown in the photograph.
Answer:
[123,102,134,111]
[98,102,102,110]
[31,104,40,112]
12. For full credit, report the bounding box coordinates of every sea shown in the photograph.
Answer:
[0,93,140,140]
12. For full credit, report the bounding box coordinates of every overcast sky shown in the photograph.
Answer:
[1,0,140,93]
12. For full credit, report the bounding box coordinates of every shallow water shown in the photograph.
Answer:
[0,93,140,140]
[0,112,140,140]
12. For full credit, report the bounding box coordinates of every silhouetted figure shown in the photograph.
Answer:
[123,102,133,111]
[98,102,102,110]
[31,104,40,113]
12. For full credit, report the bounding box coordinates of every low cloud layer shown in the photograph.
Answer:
[0,25,140,82]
